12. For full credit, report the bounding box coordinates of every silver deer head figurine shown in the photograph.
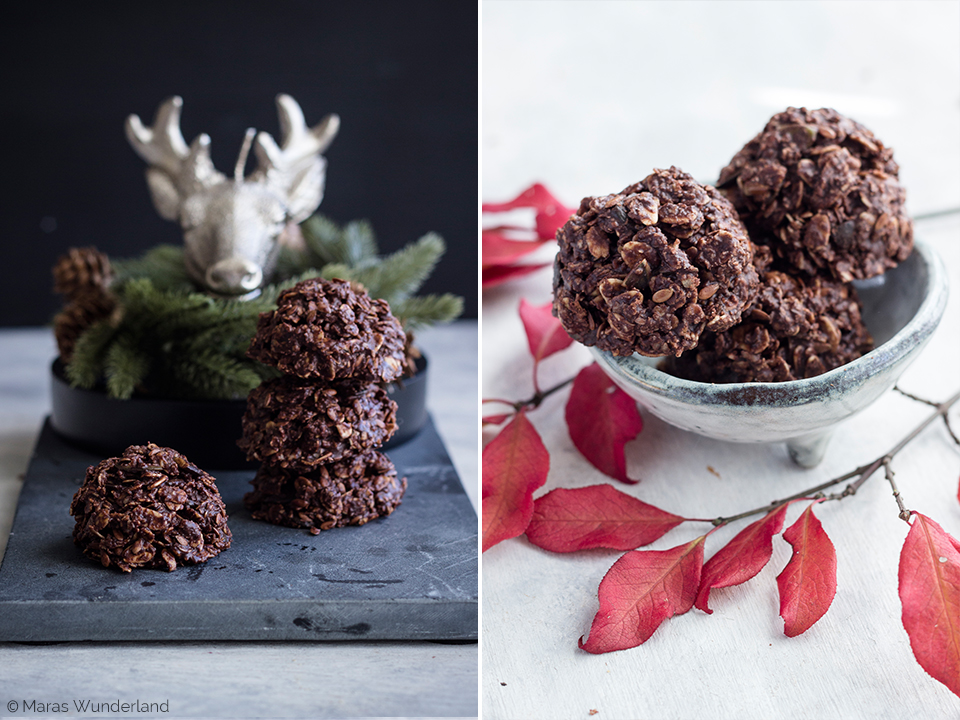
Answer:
[125,95,339,298]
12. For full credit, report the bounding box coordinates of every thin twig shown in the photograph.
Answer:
[711,388,960,526]
[882,459,911,522]
[894,385,938,407]
[913,206,960,222]
[943,414,960,447]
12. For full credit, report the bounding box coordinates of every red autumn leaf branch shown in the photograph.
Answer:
[518,299,574,394]
[565,363,644,484]
[526,484,687,552]
[695,502,791,614]
[899,512,960,697]
[482,184,575,288]
[777,502,838,638]
[482,410,549,552]
[579,535,706,654]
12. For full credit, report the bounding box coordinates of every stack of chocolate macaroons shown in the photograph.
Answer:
[239,278,409,532]
[553,107,913,383]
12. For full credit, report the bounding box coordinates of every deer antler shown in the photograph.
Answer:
[125,97,225,219]
[251,94,340,222]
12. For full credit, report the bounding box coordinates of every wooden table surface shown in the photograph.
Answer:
[482,2,960,718]
[0,321,478,719]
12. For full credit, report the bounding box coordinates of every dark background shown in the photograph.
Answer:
[0,0,477,326]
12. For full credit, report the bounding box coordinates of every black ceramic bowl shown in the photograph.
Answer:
[50,355,429,470]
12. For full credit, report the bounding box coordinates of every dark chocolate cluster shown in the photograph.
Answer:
[717,107,912,282]
[247,278,406,383]
[240,278,406,531]
[554,167,761,357]
[244,451,406,530]
[552,108,905,384]
[238,377,397,468]
[665,271,873,383]
[70,443,231,572]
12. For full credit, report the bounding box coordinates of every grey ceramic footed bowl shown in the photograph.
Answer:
[592,240,948,468]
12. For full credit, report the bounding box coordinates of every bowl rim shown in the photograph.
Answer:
[593,239,948,408]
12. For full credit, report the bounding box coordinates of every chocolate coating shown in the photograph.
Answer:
[718,107,913,281]
[238,376,398,468]
[243,450,406,530]
[553,167,760,357]
[70,443,231,572]
[666,270,873,383]
[248,277,406,383]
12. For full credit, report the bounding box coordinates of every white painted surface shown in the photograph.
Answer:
[482,1,960,718]
[0,321,477,718]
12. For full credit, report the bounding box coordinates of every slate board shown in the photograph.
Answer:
[0,417,477,642]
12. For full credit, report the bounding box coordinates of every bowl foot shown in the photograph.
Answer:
[787,431,833,468]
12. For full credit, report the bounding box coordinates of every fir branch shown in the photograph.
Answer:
[65,319,118,389]
[103,336,151,399]
[301,216,378,266]
[167,348,264,400]
[346,232,447,305]
[342,220,379,266]
[391,293,464,332]
[273,244,311,279]
[112,245,192,292]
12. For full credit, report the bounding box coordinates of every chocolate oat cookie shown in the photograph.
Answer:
[248,278,406,383]
[553,167,761,357]
[244,450,407,530]
[238,376,398,468]
[718,107,913,281]
[666,270,873,383]
[70,443,231,572]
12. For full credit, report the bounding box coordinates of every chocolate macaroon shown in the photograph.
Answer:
[717,107,913,281]
[666,270,873,383]
[70,443,231,572]
[238,376,398,469]
[244,450,407,531]
[248,277,406,383]
[553,167,761,357]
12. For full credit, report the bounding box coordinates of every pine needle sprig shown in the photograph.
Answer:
[112,245,192,292]
[301,216,378,267]
[103,335,151,399]
[164,348,266,400]
[65,319,118,389]
[321,232,447,307]
[60,214,463,400]
[391,294,465,333]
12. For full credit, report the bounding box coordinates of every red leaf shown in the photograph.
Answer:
[776,504,837,637]
[565,362,643,484]
[898,512,960,698]
[526,484,686,552]
[695,504,789,614]
[481,182,575,239]
[482,411,550,552]
[579,536,706,653]
[482,229,554,268]
[518,299,574,365]
[482,262,550,288]
[482,413,513,426]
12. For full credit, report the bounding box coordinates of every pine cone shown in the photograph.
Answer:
[54,292,116,361]
[53,246,113,301]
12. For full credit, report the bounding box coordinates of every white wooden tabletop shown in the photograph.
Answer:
[0,321,478,719]
[482,2,960,718]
